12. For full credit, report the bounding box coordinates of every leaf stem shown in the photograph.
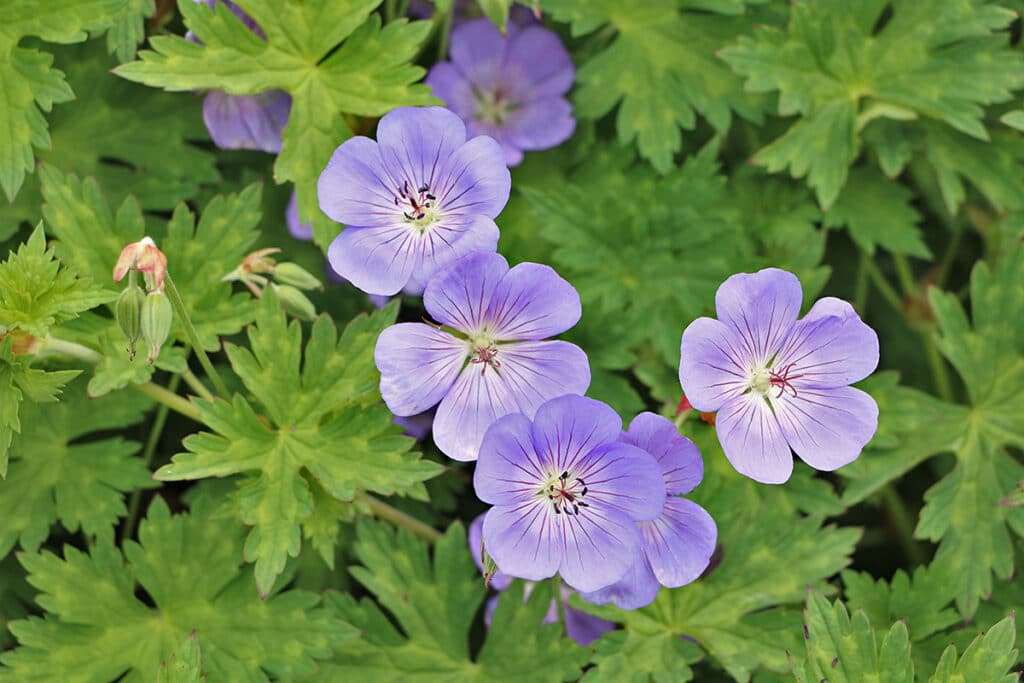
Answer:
[36,337,102,364]
[862,260,904,313]
[362,494,442,543]
[121,373,181,541]
[436,1,454,61]
[133,381,202,423]
[163,273,231,399]
[880,483,925,567]
[554,577,568,636]
[891,254,918,299]
[922,334,955,403]
[180,368,215,402]
[853,251,870,316]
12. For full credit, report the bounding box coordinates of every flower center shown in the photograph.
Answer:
[395,180,440,230]
[542,470,589,516]
[469,334,500,375]
[476,88,516,125]
[750,362,802,398]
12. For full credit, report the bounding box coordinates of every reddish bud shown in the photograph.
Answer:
[113,237,168,291]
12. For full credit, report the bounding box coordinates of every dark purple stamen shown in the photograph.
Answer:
[396,180,435,221]
[547,471,589,515]
[470,345,501,375]
[769,362,803,398]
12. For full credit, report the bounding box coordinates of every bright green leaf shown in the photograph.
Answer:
[156,632,204,683]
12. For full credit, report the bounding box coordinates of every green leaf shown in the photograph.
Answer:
[541,0,766,172]
[917,245,1024,616]
[0,377,155,559]
[85,322,187,398]
[0,0,132,201]
[1001,110,1024,132]
[106,0,154,63]
[1,496,354,681]
[478,0,512,31]
[928,614,1018,683]
[311,521,589,682]
[583,629,702,683]
[155,294,441,595]
[157,632,205,683]
[577,451,859,683]
[115,0,434,248]
[0,224,113,338]
[1,40,218,230]
[720,0,1024,207]
[842,565,960,644]
[824,167,931,258]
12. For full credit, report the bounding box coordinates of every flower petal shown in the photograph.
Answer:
[679,316,750,412]
[501,96,576,154]
[715,394,794,484]
[485,262,582,340]
[286,190,313,240]
[374,323,467,416]
[474,412,545,506]
[529,394,620,474]
[578,555,660,610]
[434,134,511,219]
[503,26,575,100]
[433,340,590,461]
[714,268,802,364]
[776,297,879,389]
[422,251,509,334]
[425,62,479,121]
[404,213,501,296]
[202,90,290,153]
[623,412,704,495]
[642,497,717,588]
[377,106,468,192]
[326,224,417,296]
[449,18,507,89]
[482,502,561,583]
[564,606,616,647]
[317,136,401,228]
[774,386,879,472]
[557,507,643,593]
[574,442,666,522]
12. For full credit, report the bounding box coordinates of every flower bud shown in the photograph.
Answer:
[273,284,316,321]
[142,290,174,365]
[116,283,146,360]
[273,262,322,291]
[113,237,168,290]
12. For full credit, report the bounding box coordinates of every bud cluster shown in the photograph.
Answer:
[223,248,323,321]
[114,238,173,365]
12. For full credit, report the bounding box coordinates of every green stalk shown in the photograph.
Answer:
[133,381,203,423]
[554,577,568,636]
[880,484,925,567]
[36,337,102,364]
[363,494,442,542]
[863,260,904,313]
[163,273,232,400]
[181,368,215,402]
[121,372,181,541]
[436,1,454,61]
[853,251,870,315]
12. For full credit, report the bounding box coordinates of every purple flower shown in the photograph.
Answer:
[473,395,667,593]
[426,18,575,167]
[189,0,291,153]
[679,268,880,484]
[580,413,717,610]
[286,190,314,240]
[374,251,589,461]
[317,106,510,296]
[470,514,615,646]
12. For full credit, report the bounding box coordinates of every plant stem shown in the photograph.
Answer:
[163,273,231,400]
[880,483,925,567]
[180,368,215,402]
[133,381,202,423]
[935,225,964,289]
[436,1,454,61]
[362,494,442,542]
[853,251,870,316]
[923,335,954,402]
[891,254,918,299]
[37,337,102,364]
[863,260,904,313]
[554,577,568,635]
[121,373,181,541]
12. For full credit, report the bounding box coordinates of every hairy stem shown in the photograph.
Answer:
[363,494,442,542]
[121,373,181,541]
[163,273,232,399]
[180,368,215,402]
[36,337,102,364]
[133,381,202,423]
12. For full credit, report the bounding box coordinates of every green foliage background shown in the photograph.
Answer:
[0,0,1021,681]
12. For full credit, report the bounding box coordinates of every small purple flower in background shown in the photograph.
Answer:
[189,1,291,153]
[580,413,717,610]
[286,190,314,241]
[468,515,615,646]
[473,395,666,593]
[679,268,879,484]
[375,251,589,461]
[317,106,510,296]
[426,18,575,167]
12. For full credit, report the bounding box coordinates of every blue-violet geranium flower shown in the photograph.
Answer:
[317,106,510,296]
[580,413,717,609]
[426,17,575,167]
[374,251,589,461]
[679,268,879,484]
[473,395,666,593]
[189,0,291,152]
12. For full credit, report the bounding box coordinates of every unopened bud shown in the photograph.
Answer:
[273,262,322,291]
[142,290,174,365]
[273,284,316,321]
[113,237,168,290]
[116,282,146,360]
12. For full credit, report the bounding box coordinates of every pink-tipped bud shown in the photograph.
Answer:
[113,237,168,291]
